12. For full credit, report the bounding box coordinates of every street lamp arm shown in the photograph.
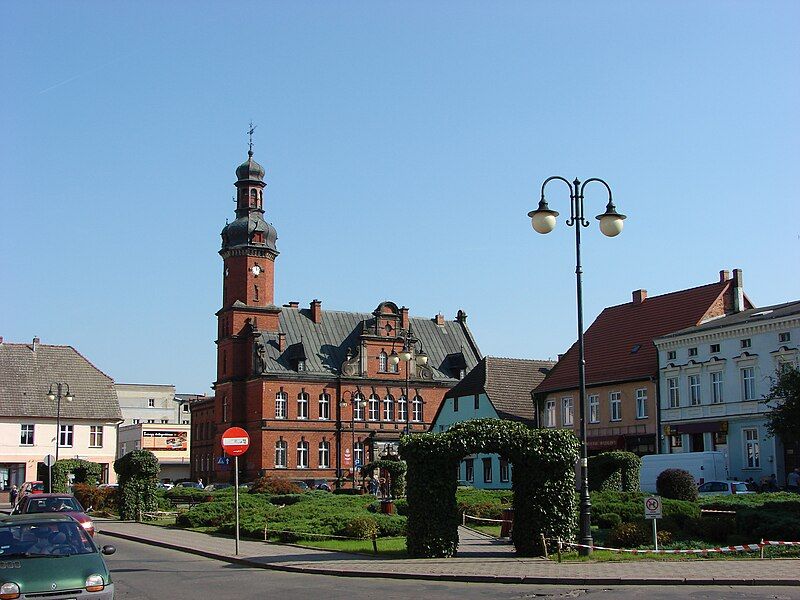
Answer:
[540,175,574,199]
[579,178,614,204]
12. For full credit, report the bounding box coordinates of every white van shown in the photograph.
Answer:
[639,451,728,493]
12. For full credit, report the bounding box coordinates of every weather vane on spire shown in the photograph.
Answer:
[247,121,257,156]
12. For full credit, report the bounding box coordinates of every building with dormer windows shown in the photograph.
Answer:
[190,149,481,485]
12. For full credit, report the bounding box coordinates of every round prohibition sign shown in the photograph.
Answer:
[646,497,660,511]
[221,427,250,456]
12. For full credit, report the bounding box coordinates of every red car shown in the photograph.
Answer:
[16,480,45,506]
[12,493,96,536]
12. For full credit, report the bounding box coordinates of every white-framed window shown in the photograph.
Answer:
[689,374,701,406]
[132,419,140,424]
[779,332,791,343]
[397,395,408,422]
[636,388,648,419]
[710,343,720,354]
[275,440,287,469]
[318,440,330,468]
[148,398,155,408]
[354,441,364,467]
[588,395,599,424]
[59,424,74,447]
[318,393,330,420]
[182,403,190,412]
[89,426,104,448]
[561,397,573,426]
[353,393,365,421]
[499,458,510,483]
[667,350,676,361]
[383,395,394,421]
[147,419,155,424]
[743,428,760,468]
[741,338,752,349]
[297,440,309,469]
[378,351,388,372]
[483,457,493,483]
[609,392,622,421]
[711,371,724,404]
[464,458,474,482]
[222,395,229,422]
[412,396,423,422]
[368,394,380,421]
[668,377,680,408]
[182,420,189,425]
[20,424,34,446]
[741,367,756,400]
[545,400,556,427]
[688,347,698,357]
[297,392,309,419]
[275,391,287,419]
[161,419,168,424]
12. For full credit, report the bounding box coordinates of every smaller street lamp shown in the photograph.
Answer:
[388,328,428,435]
[47,382,74,492]
[340,393,367,490]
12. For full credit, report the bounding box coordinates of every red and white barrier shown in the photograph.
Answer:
[560,540,762,554]
[762,540,800,547]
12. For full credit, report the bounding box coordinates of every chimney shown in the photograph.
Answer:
[719,270,731,282]
[32,336,40,351]
[286,301,300,309]
[0,336,3,345]
[400,306,409,330]
[456,309,467,324]
[732,269,744,312]
[310,299,322,324]
[277,332,286,352]
[435,313,445,326]
[632,289,647,304]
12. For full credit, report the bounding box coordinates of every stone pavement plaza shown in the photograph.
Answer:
[96,520,800,586]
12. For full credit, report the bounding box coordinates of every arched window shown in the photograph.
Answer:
[318,393,330,420]
[318,440,330,468]
[354,440,365,467]
[297,392,309,419]
[412,395,423,422]
[275,440,287,468]
[297,440,309,469]
[378,351,388,372]
[368,394,380,421]
[275,391,287,419]
[383,395,394,421]
[398,395,408,422]
[249,189,257,206]
[353,393,365,420]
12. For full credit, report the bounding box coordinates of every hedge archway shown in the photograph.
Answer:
[360,457,407,498]
[399,418,580,557]
[40,459,102,493]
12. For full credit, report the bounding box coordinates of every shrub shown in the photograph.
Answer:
[373,514,406,537]
[165,487,208,502]
[588,451,641,492]
[114,450,159,520]
[250,474,302,495]
[689,514,735,543]
[266,494,304,506]
[72,484,117,513]
[341,516,378,539]
[608,522,649,548]
[596,512,622,529]
[656,469,698,502]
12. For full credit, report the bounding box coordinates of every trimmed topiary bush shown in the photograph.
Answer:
[341,516,378,539]
[656,468,698,502]
[114,450,160,520]
[400,418,579,558]
[597,512,622,529]
[250,474,302,495]
[588,451,641,492]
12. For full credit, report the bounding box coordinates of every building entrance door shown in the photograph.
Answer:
[690,433,705,452]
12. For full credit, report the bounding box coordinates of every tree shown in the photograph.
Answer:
[763,366,800,445]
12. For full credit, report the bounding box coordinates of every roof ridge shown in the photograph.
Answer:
[601,280,728,311]
[486,356,556,363]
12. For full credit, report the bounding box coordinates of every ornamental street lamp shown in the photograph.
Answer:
[47,382,74,492]
[388,325,428,436]
[528,176,626,556]
[340,392,367,490]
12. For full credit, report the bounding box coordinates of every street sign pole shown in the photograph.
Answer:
[644,495,662,551]
[652,517,658,552]
[234,455,240,556]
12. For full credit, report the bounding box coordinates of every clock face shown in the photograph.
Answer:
[251,264,262,276]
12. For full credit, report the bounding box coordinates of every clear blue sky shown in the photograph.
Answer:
[2,2,798,394]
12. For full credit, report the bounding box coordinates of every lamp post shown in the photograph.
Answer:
[527,176,626,556]
[340,393,366,490]
[47,383,74,492]
[388,327,428,435]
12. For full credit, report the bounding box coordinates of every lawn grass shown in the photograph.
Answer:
[467,524,503,537]
[278,536,407,557]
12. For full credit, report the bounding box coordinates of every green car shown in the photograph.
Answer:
[0,513,115,599]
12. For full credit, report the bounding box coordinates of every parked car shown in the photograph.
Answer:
[157,482,174,491]
[314,482,332,492]
[12,493,96,536]
[639,451,728,492]
[698,480,756,496]
[174,481,204,490]
[98,483,119,490]
[0,513,115,598]
[16,481,45,506]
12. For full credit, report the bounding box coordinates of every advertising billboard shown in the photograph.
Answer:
[142,430,188,451]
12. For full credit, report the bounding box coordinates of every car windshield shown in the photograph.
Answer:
[24,497,83,514]
[31,483,45,492]
[733,482,748,492]
[0,522,95,558]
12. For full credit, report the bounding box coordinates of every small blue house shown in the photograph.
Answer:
[430,356,554,489]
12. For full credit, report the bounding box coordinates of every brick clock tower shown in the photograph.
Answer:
[191,141,482,486]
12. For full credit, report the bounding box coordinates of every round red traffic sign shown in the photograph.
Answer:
[221,427,250,456]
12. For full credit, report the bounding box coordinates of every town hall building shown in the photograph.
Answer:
[190,147,482,485]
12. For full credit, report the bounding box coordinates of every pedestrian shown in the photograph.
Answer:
[9,485,18,508]
[369,475,379,496]
[768,473,779,491]
[787,468,800,493]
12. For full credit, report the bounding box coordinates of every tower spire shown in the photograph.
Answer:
[247,121,257,157]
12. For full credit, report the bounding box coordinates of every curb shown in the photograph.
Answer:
[98,529,800,587]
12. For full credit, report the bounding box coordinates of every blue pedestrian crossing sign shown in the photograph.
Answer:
[217,456,231,465]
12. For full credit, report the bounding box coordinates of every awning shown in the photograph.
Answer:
[664,421,728,435]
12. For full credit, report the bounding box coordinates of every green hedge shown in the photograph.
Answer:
[400,418,579,558]
[114,450,159,520]
[587,451,641,492]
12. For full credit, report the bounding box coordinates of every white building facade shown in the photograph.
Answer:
[655,301,799,485]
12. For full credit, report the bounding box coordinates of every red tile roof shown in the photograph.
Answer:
[534,279,752,394]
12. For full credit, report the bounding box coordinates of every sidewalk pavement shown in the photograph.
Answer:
[96,520,800,586]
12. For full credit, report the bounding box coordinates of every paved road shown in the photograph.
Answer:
[100,534,800,600]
